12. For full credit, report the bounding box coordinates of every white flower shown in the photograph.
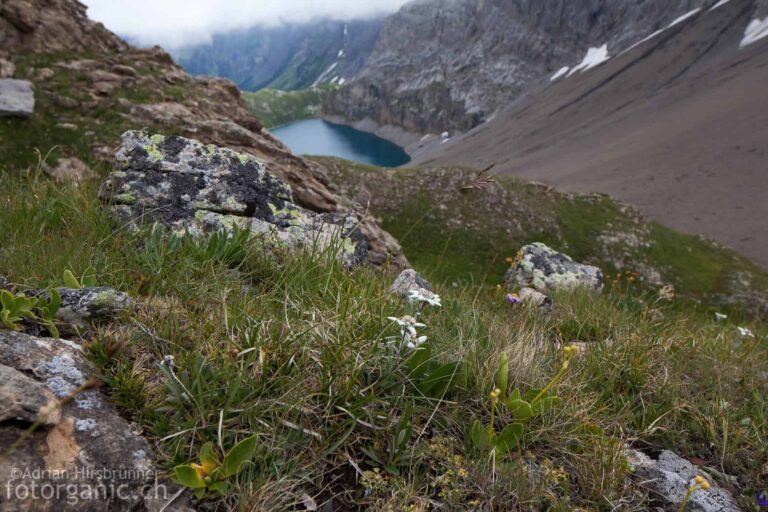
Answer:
[714,312,727,321]
[161,355,175,369]
[407,288,442,307]
[405,335,428,350]
[737,326,754,338]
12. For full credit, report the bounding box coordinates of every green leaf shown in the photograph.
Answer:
[531,396,562,415]
[172,465,207,489]
[361,446,383,466]
[48,288,61,313]
[63,270,81,289]
[1,290,14,310]
[523,388,543,403]
[496,353,509,400]
[495,422,524,453]
[193,487,206,499]
[469,419,491,450]
[405,344,432,378]
[221,435,258,477]
[509,388,521,401]
[418,362,465,398]
[208,480,229,494]
[507,398,533,421]
[199,442,220,468]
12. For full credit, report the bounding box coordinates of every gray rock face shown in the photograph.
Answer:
[0,363,61,425]
[626,450,742,511]
[0,78,34,117]
[326,0,719,134]
[0,330,157,512]
[506,242,603,293]
[390,268,432,299]
[99,131,367,266]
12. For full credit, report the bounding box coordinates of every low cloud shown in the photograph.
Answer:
[82,0,410,48]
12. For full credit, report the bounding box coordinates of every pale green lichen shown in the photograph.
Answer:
[149,134,166,145]
[114,193,136,205]
[144,143,163,161]
[90,290,118,308]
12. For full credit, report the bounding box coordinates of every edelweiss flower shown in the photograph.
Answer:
[407,288,442,307]
[714,312,727,321]
[737,326,754,338]
[388,315,425,338]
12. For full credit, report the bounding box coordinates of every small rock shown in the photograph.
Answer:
[27,287,132,326]
[51,94,80,109]
[505,242,603,293]
[112,64,139,77]
[391,269,432,299]
[0,78,34,117]
[626,449,741,511]
[519,287,552,310]
[0,363,61,425]
[44,157,95,184]
[0,58,15,78]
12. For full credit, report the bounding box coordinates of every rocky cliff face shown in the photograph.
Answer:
[0,0,404,266]
[173,18,384,91]
[325,0,731,134]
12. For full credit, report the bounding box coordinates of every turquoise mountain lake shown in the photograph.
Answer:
[271,119,411,167]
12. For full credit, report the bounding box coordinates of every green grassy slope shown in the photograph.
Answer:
[315,157,768,317]
[1,168,766,510]
[242,87,331,128]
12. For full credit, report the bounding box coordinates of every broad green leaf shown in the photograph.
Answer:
[509,388,521,401]
[1,290,14,310]
[495,422,524,453]
[221,436,258,477]
[199,442,220,468]
[523,388,543,403]
[507,398,533,421]
[208,480,229,494]
[48,288,61,313]
[496,353,509,400]
[63,270,81,289]
[193,487,206,499]
[418,362,465,397]
[469,419,490,450]
[405,344,432,377]
[172,465,207,489]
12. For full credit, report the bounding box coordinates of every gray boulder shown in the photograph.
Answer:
[0,330,157,511]
[27,287,132,327]
[626,450,741,511]
[99,131,367,267]
[43,156,96,184]
[390,268,432,299]
[0,78,34,117]
[505,243,603,293]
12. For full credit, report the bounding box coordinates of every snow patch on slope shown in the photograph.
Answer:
[624,8,700,54]
[740,18,768,48]
[668,8,701,28]
[567,44,610,76]
[550,66,570,81]
[312,61,338,87]
[709,0,731,10]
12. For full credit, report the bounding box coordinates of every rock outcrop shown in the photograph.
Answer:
[506,243,604,293]
[100,131,368,266]
[0,79,34,117]
[1,0,405,267]
[390,268,432,299]
[0,330,156,511]
[325,0,729,134]
[626,450,742,511]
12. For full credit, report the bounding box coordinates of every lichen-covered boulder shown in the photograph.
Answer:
[505,243,603,293]
[626,450,741,512]
[390,269,432,299]
[27,286,132,327]
[99,131,367,266]
[0,330,156,511]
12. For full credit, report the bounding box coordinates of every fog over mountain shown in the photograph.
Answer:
[81,0,410,48]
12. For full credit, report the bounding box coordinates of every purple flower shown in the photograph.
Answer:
[757,490,768,507]
[505,293,521,304]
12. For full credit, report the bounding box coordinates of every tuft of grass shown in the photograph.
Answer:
[2,168,766,510]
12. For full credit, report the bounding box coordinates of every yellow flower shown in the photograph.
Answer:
[490,388,501,400]
[505,256,514,264]
[191,459,217,480]
[701,481,711,490]
[694,475,705,485]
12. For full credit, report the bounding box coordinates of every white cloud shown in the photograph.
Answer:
[82,0,409,48]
